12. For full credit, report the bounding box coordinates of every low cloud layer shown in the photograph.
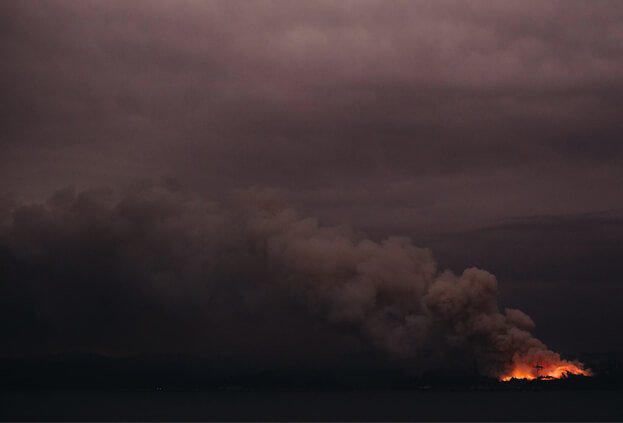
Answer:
[1,1,621,359]
[2,1,623,199]
[0,183,588,377]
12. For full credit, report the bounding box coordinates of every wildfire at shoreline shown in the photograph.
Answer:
[500,360,592,381]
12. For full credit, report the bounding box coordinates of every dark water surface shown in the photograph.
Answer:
[1,389,621,421]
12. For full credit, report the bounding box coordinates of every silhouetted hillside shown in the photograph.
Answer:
[1,352,620,391]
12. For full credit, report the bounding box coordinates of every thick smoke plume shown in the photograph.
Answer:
[0,182,587,378]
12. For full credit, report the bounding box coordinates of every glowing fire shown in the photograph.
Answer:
[500,360,592,381]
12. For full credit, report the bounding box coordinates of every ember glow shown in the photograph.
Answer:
[500,358,592,381]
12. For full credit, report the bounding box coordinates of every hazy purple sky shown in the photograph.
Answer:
[1,0,622,354]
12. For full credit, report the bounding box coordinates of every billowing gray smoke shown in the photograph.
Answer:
[0,182,587,378]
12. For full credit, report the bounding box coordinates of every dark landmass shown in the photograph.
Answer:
[1,352,621,391]
[1,353,621,421]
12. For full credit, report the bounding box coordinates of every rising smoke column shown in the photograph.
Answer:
[0,182,589,378]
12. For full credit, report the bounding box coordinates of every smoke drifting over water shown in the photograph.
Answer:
[0,182,589,378]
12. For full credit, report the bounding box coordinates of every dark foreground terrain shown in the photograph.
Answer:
[1,353,621,421]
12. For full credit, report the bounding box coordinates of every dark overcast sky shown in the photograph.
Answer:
[1,0,622,355]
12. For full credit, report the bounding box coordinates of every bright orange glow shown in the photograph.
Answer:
[500,359,592,381]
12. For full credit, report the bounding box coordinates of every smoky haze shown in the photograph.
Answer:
[1,0,622,364]
[0,183,589,377]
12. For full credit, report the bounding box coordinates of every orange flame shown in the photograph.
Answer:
[500,360,592,381]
